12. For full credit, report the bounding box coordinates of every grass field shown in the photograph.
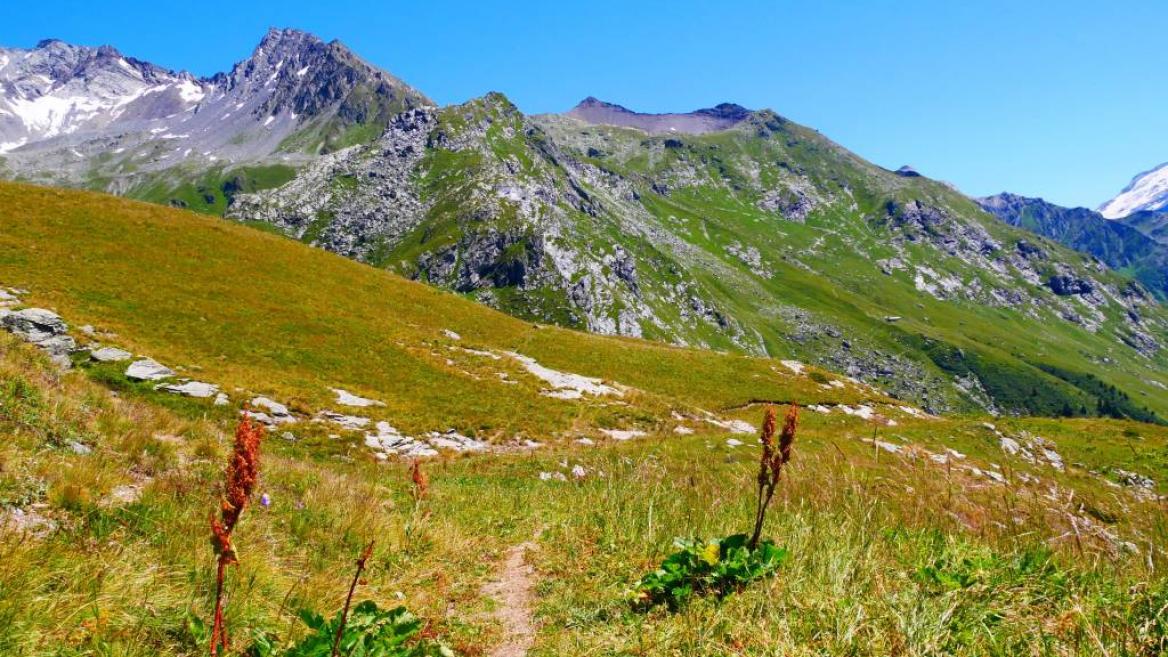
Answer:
[2,182,1167,655]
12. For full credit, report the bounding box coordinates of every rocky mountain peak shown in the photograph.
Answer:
[564,97,753,134]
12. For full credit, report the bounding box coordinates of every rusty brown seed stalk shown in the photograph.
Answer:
[748,404,798,550]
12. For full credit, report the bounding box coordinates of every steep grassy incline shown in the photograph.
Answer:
[0,181,878,441]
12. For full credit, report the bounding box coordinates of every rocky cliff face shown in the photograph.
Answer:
[228,94,1168,417]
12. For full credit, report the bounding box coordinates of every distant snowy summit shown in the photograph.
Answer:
[1099,161,1168,219]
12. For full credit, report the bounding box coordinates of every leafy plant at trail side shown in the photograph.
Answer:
[633,535,789,610]
[248,602,453,657]
[634,405,796,609]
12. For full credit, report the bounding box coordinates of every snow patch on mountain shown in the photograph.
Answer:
[1099,162,1168,219]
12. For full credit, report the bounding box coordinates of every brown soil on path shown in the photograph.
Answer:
[481,541,538,657]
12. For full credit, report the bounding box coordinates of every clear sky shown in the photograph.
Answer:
[4,0,1166,209]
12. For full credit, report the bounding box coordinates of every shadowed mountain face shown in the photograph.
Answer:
[977,193,1168,300]
[563,97,752,134]
[1122,210,1168,246]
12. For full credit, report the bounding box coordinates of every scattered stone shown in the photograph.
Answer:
[599,429,647,441]
[246,397,296,425]
[364,421,437,458]
[780,360,805,374]
[442,329,462,340]
[213,393,230,406]
[90,346,132,363]
[862,438,902,454]
[125,358,174,381]
[673,426,694,435]
[705,417,756,434]
[316,411,371,430]
[332,388,386,408]
[1,307,68,343]
[1115,469,1155,490]
[425,430,489,452]
[156,380,219,398]
[79,325,96,336]
[726,438,744,448]
[994,428,1065,471]
[574,437,595,446]
[3,506,56,536]
[106,483,142,506]
[840,405,876,420]
[67,440,92,455]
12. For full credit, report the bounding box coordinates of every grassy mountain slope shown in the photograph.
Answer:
[0,181,882,439]
[3,182,1168,654]
[227,95,1168,420]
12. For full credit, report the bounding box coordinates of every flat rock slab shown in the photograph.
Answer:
[125,358,174,381]
[90,346,132,363]
[332,388,386,408]
[157,380,219,398]
[317,410,371,430]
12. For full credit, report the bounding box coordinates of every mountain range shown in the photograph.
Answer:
[1,28,1166,421]
[0,28,428,210]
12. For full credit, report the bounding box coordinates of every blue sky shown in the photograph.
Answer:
[4,0,1166,209]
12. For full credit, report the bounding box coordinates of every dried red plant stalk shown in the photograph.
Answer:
[748,404,797,549]
[210,415,264,655]
[410,459,429,502]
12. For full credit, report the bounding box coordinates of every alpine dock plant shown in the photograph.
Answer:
[633,405,796,609]
[749,404,797,549]
[209,415,264,655]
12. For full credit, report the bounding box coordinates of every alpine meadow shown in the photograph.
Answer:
[2,5,1168,656]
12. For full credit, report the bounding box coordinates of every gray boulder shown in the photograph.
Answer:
[2,308,75,353]
[125,358,175,381]
[156,380,219,398]
[1,308,77,368]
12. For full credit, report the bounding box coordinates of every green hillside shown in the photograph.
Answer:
[226,95,1168,420]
